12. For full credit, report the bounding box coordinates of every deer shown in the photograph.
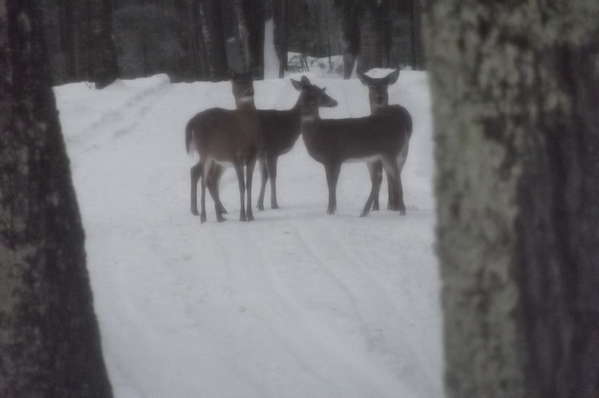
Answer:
[186,72,260,223]
[292,75,411,217]
[358,69,412,213]
[201,80,338,212]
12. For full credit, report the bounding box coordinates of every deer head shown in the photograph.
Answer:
[358,69,399,112]
[291,76,338,119]
[231,71,255,108]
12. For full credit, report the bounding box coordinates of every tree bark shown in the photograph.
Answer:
[225,0,248,73]
[198,0,228,80]
[87,0,119,88]
[272,0,288,77]
[409,0,424,69]
[425,1,599,397]
[0,1,114,396]
[243,0,265,78]
[358,0,391,73]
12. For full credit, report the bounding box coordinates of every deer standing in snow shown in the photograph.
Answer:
[293,75,411,216]
[358,69,412,213]
[186,72,260,223]
[202,80,338,212]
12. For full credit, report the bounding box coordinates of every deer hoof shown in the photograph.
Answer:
[191,208,199,216]
[271,204,279,209]
[200,214,207,223]
[257,203,264,211]
[216,214,227,222]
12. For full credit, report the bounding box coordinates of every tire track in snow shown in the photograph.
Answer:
[66,78,172,153]
[283,217,427,397]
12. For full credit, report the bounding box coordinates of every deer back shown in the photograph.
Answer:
[187,106,260,162]
[302,105,411,163]
[257,108,302,156]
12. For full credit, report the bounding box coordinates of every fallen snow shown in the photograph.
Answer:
[55,69,442,398]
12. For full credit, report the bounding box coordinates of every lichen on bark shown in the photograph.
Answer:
[426,0,599,397]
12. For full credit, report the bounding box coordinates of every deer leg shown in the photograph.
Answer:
[257,157,268,211]
[325,162,341,215]
[382,156,405,216]
[190,160,202,216]
[396,172,406,215]
[233,161,247,222]
[371,160,383,211]
[209,164,227,215]
[395,141,410,214]
[245,157,256,221]
[268,156,279,209]
[362,161,383,217]
[207,166,226,222]
[199,160,208,223]
[386,170,398,210]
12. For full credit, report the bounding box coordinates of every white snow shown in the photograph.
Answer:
[55,69,442,398]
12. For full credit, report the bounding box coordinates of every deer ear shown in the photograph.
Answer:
[358,71,375,86]
[291,79,303,91]
[300,75,311,85]
[385,69,400,85]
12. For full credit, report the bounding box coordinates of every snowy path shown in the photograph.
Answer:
[56,72,442,398]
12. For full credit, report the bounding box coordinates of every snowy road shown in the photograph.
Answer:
[57,72,442,398]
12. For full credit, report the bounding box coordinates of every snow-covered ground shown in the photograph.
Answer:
[55,69,442,398]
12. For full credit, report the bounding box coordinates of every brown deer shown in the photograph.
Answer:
[358,69,412,213]
[292,75,411,216]
[186,72,260,223]
[202,80,338,212]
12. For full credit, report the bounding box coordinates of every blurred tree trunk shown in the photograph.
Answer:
[231,0,251,72]
[0,1,114,397]
[272,0,288,77]
[243,0,265,78]
[426,1,599,397]
[357,1,391,74]
[60,0,81,79]
[198,0,228,80]
[87,0,119,87]
[409,0,424,69]
[336,0,360,78]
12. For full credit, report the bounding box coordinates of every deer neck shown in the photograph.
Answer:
[299,108,321,141]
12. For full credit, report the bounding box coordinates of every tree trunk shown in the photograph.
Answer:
[243,0,265,78]
[198,0,228,80]
[425,1,599,397]
[0,1,114,397]
[87,0,119,88]
[358,1,390,74]
[337,1,360,79]
[273,0,288,77]
[230,0,251,73]
[409,0,424,69]
[59,0,79,79]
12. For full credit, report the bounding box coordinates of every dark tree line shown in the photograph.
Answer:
[41,0,424,86]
